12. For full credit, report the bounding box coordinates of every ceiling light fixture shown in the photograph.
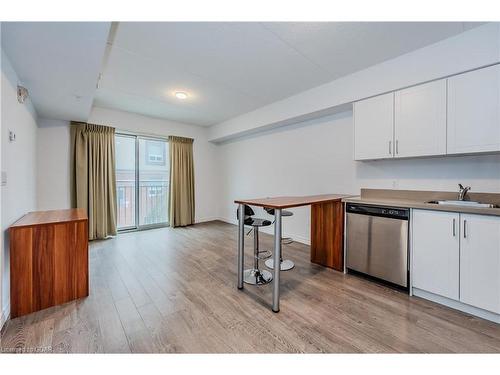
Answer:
[174,91,188,100]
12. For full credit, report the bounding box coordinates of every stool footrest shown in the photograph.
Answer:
[256,250,272,260]
[243,269,273,285]
[265,258,295,271]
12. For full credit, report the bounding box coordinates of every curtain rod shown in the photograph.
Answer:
[75,123,194,142]
[116,129,195,143]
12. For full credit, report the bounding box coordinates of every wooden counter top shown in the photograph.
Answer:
[11,208,88,228]
[235,194,352,209]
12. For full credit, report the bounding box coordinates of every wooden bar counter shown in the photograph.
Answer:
[235,194,349,271]
[235,194,350,312]
[9,209,89,318]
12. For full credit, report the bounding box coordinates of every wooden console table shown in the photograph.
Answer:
[9,209,89,318]
[234,194,350,312]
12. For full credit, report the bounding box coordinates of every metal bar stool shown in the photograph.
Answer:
[236,205,273,285]
[263,207,295,271]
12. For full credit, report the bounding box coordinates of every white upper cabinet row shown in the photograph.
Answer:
[354,64,500,160]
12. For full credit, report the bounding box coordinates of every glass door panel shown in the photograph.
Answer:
[115,135,137,230]
[138,138,169,227]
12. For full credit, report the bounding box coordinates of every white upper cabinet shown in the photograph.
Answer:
[353,93,394,160]
[460,214,500,314]
[412,209,460,300]
[394,80,447,158]
[447,64,500,155]
[353,64,500,161]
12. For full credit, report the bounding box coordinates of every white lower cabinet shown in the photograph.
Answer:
[412,210,460,300]
[460,214,500,314]
[412,209,500,317]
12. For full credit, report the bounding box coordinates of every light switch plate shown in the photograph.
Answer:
[1,171,7,186]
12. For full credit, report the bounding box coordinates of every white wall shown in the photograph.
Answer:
[217,111,500,244]
[0,23,3,329]
[1,49,38,326]
[209,23,500,142]
[37,107,219,223]
[37,118,72,210]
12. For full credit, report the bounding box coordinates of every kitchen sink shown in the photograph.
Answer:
[427,200,498,208]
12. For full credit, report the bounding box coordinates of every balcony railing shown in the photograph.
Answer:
[116,180,169,229]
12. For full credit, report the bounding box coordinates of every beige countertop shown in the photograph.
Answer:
[342,189,500,217]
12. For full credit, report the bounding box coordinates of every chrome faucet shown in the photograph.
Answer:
[458,183,471,201]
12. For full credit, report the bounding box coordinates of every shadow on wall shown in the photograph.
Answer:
[217,110,353,145]
[355,153,500,193]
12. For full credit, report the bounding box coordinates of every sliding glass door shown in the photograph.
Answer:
[116,135,137,230]
[116,134,169,231]
[138,138,169,227]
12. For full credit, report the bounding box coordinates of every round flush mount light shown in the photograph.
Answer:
[174,91,188,100]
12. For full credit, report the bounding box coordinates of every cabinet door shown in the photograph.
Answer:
[394,80,447,158]
[353,92,394,160]
[447,65,500,154]
[460,214,500,313]
[412,210,460,300]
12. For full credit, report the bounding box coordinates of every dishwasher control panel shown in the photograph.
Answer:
[346,203,409,220]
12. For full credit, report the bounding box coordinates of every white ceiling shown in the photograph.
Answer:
[1,22,110,121]
[2,22,484,126]
[95,22,483,126]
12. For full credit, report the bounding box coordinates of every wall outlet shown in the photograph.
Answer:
[9,130,16,142]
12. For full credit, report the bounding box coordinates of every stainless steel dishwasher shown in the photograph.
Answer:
[346,203,409,289]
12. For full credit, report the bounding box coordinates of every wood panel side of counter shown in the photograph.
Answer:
[10,227,34,318]
[10,219,89,318]
[54,221,89,305]
[310,201,344,271]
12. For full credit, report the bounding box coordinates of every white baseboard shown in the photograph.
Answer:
[413,288,500,324]
[195,216,223,224]
[217,217,311,246]
[1,302,10,331]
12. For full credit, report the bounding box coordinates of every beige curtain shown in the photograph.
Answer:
[73,122,117,240]
[168,136,195,227]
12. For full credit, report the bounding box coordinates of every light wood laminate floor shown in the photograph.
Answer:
[2,221,500,353]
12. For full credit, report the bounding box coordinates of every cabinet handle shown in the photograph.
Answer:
[453,218,456,237]
[463,220,467,238]
[389,140,392,155]
[396,140,399,154]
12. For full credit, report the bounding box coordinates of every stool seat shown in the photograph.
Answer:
[264,207,293,217]
[245,217,272,227]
